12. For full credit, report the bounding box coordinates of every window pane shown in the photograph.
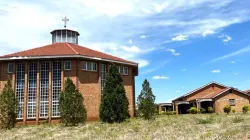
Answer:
[64,61,71,70]
[82,61,87,70]
[124,67,128,75]
[87,62,91,70]
[93,63,97,71]
[8,63,13,73]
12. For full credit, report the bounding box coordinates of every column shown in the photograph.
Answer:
[23,62,28,125]
[175,103,179,114]
[36,61,40,124]
[61,61,64,91]
[196,99,200,112]
[48,61,52,123]
[12,62,16,90]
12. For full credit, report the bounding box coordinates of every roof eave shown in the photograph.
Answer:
[0,55,138,67]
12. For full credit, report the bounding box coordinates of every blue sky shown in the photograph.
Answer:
[1,0,250,103]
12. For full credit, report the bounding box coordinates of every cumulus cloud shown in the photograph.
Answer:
[140,35,147,39]
[202,29,215,37]
[172,35,188,41]
[218,34,232,42]
[153,76,169,80]
[211,69,221,73]
[231,61,236,64]
[167,49,180,56]
[128,39,133,44]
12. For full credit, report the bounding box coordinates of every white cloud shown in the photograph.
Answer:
[172,35,188,41]
[167,49,180,56]
[141,60,170,74]
[128,39,133,44]
[120,45,140,53]
[211,69,221,73]
[202,29,215,37]
[136,59,149,68]
[205,46,250,64]
[140,35,147,39]
[153,76,169,80]
[231,61,236,64]
[176,90,182,93]
[218,34,232,42]
[182,69,187,71]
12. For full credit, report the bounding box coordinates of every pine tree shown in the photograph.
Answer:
[59,77,87,126]
[99,64,129,123]
[0,77,17,129]
[137,79,155,120]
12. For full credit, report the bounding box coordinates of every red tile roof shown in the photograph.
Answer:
[0,43,137,65]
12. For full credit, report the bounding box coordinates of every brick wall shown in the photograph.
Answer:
[185,84,226,101]
[0,59,136,123]
[214,90,250,113]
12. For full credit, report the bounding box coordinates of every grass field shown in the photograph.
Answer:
[0,114,250,140]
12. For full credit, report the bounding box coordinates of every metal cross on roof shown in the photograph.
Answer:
[62,17,69,28]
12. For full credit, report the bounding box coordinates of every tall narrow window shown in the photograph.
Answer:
[101,64,106,90]
[27,62,37,118]
[40,62,49,118]
[16,63,25,119]
[52,61,61,117]
[8,63,14,73]
[64,60,71,70]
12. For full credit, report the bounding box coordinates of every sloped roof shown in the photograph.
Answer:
[0,43,137,66]
[213,87,250,98]
[173,81,228,101]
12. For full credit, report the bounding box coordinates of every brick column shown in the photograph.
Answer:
[48,61,52,123]
[61,61,64,91]
[36,61,40,124]
[175,103,179,114]
[12,62,16,90]
[23,62,28,125]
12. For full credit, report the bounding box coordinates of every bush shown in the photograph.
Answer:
[208,107,213,113]
[232,109,236,113]
[200,108,206,114]
[137,79,156,120]
[223,105,231,114]
[59,78,87,126]
[242,106,249,114]
[188,107,198,114]
[0,78,17,129]
[99,64,130,123]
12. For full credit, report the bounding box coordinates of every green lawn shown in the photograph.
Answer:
[1,114,250,140]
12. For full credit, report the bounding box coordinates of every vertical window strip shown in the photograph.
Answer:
[27,62,37,118]
[40,62,49,118]
[52,61,61,117]
[101,64,106,91]
[16,63,25,119]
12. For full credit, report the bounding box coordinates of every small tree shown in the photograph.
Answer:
[187,107,198,114]
[200,107,206,114]
[59,78,87,126]
[99,64,130,123]
[223,105,231,114]
[137,79,156,120]
[242,106,249,114]
[0,78,17,129]
[208,107,214,113]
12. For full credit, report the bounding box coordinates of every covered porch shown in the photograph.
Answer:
[174,98,214,114]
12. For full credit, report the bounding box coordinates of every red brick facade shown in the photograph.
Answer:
[173,82,250,114]
[0,59,137,124]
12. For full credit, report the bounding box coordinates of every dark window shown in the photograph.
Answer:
[8,63,14,73]
[64,60,71,70]
[229,99,235,106]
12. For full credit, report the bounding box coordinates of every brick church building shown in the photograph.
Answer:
[0,23,138,124]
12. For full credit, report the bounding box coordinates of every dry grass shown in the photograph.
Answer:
[1,114,250,140]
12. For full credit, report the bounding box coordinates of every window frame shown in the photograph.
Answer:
[64,60,71,71]
[8,63,14,73]
[118,66,129,75]
[229,99,235,106]
[82,61,97,72]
